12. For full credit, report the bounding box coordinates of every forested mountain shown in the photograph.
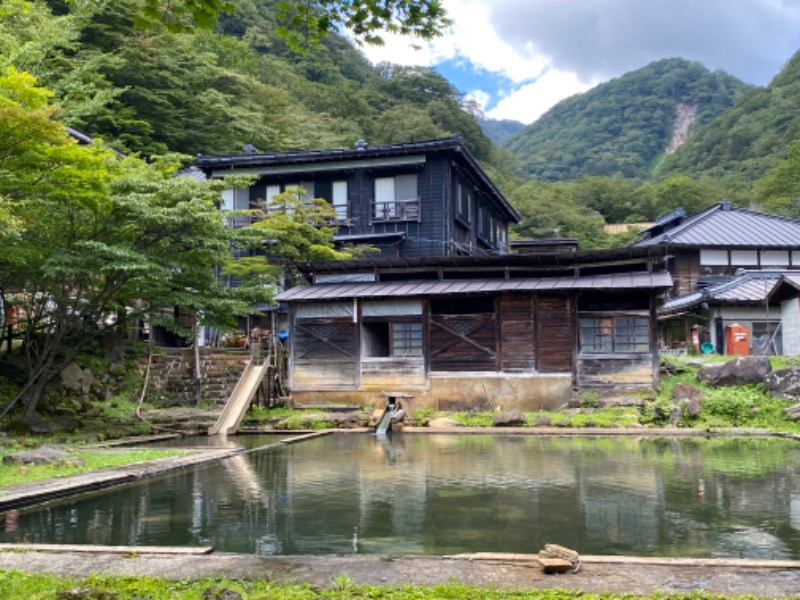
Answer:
[6,0,800,251]
[504,58,752,182]
[1,0,502,171]
[658,50,800,188]
[479,117,525,145]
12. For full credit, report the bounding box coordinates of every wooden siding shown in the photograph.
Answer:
[535,295,574,373]
[576,355,654,388]
[672,249,700,296]
[292,318,358,387]
[340,156,453,259]
[500,294,536,371]
[430,313,497,371]
[360,357,426,388]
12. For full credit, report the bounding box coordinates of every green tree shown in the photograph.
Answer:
[135,0,451,48]
[510,181,608,249]
[276,0,450,49]
[570,176,648,223]
[0,0,121,123]
[754,136,800,218]
[0,69,267,418]
[652,175,723,217]
[229,187,377,288]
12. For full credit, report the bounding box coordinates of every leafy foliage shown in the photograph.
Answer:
[277,0,451,49]
[509,180,610,249]
[754,136,800,218]
[659,50,800,189]
[2,1,501,175]
[0,70,270,417]
[478,116,525,145]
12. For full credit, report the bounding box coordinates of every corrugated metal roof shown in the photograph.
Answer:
[275,271,673,302]
[634,202,800,247]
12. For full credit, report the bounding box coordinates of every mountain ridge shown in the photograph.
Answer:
[502,58,753,182]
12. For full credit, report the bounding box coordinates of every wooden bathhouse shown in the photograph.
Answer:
[275,248,672,411]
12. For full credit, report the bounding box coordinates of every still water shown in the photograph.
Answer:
[3,434,800,558]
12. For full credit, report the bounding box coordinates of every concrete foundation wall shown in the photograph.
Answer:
[290,372,574,412]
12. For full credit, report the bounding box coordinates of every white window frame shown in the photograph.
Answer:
[373,174,418,221]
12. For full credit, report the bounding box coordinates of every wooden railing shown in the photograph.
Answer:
[372,197,421,222]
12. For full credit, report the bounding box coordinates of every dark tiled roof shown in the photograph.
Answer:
[634,202,800,248]
[194,136,520,222]
[67,127,94,145]
[176,166,207,182]
[276,271,673,302]
[654,206,685,226]
[660,270,786,315]
[766,273,800,303]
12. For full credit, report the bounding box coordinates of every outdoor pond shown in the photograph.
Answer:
[2,433,800,558]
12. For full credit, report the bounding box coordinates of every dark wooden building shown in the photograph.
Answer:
[275,248,672,411]
[195,136,520,258]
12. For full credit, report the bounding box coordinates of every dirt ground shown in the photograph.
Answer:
[1,548,800,597]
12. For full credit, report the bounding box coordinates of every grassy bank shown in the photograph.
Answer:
[0,570,739,599]
[0,447,186,487]
[248,355,800,433]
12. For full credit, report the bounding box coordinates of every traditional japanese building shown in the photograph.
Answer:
[195,136,520,259]
[275,248,672,411]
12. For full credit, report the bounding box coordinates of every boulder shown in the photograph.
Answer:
[670,383,703,418]
[3,445,83,467]
[696,356,772,387]
[669,404,683,426]
[763,368,800,400]
[22,414,53,434]
[492,410,527,427]
[202,587,243,600]
[59,362,94,395]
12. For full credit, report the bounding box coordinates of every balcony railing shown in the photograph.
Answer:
[371,197,421,222]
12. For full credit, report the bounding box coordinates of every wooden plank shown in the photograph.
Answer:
[536,557,576,573]
[430,313,497,372]
[500,294,536,371]
[0,543,213,555]
[536,295,574,373]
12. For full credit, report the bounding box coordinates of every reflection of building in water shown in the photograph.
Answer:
[580,460,661,550]
[355,435,428,553]
[4,435,800,559]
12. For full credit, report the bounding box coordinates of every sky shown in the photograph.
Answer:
[356,0,800,125]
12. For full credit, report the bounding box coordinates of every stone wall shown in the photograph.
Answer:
[145,348,250,406]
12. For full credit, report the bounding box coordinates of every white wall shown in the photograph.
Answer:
[782,298,800,355]
[709,306,783,354]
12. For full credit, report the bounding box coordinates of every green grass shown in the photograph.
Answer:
[0,570,748,599]
[0,448,186,487]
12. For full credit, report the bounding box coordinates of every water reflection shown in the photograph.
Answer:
[2,434,800,558]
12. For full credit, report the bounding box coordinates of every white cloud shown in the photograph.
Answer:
[486,70,597,123]
[465,89,491,112]
[355,0,800,124]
